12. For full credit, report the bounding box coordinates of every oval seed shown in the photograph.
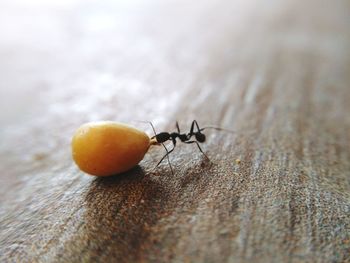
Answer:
[71,121,150,176]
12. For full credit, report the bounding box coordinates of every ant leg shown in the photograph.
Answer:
[193,120,201,132]
[140,121,174,174]
[188,120,196,139]
[155,139,176,175]
[188,120,203,138]
[156,144,174,167]
[176,121,181,133]
[184,140,210,161]
[155,143,174,175]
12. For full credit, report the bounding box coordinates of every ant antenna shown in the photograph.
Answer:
[199,126,236,133]
[200,125,258,136]
[137,120,174,175]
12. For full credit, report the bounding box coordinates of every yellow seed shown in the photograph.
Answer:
[235,158,241,164]
[71,121,150,176]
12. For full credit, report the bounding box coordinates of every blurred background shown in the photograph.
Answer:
[1,0,349,261]
[1,0,349,227]
[1,0,348,127]
[0,0,192,127]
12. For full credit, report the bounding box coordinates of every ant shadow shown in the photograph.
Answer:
[178,156,216,187]
[79,166,173,261]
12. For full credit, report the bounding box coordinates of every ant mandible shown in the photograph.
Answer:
[148,120,228,175]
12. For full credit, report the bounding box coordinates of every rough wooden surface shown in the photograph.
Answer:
[0,0,349,262]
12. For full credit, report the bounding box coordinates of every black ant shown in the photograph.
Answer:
[147,120,231,175]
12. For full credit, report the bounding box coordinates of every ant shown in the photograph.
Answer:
[147,120,231,175]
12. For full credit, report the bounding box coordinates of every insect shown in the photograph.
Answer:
[71,120,230,176]
[147,120,212,175]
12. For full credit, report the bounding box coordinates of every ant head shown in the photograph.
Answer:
[155,132,170,143]
[195,132,206,143]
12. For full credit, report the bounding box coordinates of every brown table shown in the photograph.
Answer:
[0,0,349,262]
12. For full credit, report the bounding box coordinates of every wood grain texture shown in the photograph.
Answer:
[0,0,349,262]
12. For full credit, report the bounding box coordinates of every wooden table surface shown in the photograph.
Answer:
[0,0,349,262]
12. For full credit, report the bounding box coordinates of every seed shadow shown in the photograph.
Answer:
[76,166,171,262]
